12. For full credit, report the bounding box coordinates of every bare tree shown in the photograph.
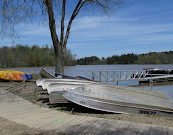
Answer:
[0,0,122,74]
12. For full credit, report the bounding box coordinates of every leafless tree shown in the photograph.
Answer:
[0,0,122,74]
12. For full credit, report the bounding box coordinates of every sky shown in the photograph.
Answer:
[1,0,173,58]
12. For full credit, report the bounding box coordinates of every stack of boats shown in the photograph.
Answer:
[36,77,173,117]
[36,78,99,103]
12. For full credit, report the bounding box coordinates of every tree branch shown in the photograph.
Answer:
[43,0,60,52]
[90,0,122,14]
[60,0,66,45]
[63,0,87,52]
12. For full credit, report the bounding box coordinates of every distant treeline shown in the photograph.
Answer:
[0,45,76,68]
[0,45,173,67]
[77,51,173,65]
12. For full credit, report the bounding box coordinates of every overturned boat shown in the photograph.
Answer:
[37,78,77,87]
[41,79,98,90]
[48,83,97,104]
[47,83,91,94]
[63,84,173,117]
[36,78,95,87]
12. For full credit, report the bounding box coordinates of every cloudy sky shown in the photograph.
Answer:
[1,0,173,58]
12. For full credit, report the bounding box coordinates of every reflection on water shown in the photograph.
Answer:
[0,64,173,99]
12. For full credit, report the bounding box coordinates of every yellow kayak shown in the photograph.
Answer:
[0,71,34,81]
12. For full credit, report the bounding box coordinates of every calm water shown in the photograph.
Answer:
[1,64,173,99]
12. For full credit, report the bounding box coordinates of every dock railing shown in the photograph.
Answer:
[86,70,150,83]
[85,69,173,83]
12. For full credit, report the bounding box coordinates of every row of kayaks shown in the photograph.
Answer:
[0,71,34,81]
[36,78,173,117]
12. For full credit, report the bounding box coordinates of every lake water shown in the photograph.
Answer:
[1,64,173,99]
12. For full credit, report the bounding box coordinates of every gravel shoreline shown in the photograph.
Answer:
[1,81,173,128]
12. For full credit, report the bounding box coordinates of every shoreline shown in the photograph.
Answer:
[1,81,173,128]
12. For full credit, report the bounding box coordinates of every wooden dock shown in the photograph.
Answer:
[0,88,173,134]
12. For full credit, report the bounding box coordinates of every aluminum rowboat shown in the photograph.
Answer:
[47,83,89,94]
[36,78,96,87]
[48,83,97,104]
[41,79,98,90]
[63,84,173,117]
[36,78,81,87]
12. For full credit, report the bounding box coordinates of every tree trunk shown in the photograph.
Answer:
[55,44,64,74]
[44,0,65,74]
[55,55,64,74]
[44,0,88,74]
